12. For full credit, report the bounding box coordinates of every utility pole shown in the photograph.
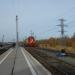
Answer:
[11,16,19,75]
[30,30,34,36]
[16,15,19,48]
[2,35,4,43]
[2,35,5,46]
[57,18,67,47]
[34,35,37,39]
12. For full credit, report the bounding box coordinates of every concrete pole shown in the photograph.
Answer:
[16,15,19,49]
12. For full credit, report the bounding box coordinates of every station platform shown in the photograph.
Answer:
[0,47,52,75]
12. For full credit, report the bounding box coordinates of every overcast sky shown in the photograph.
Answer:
[0,0,75,42]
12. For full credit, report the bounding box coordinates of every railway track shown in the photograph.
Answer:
[25,47,75,75]
[36,47,75,57]
[0,45,14,55]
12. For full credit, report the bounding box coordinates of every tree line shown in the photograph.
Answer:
[37,33,75,52]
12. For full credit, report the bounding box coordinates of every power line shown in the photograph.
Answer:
[56,5,75,19]
[50,6,75,24]
[38,26,57,35]
[66,20,75,25]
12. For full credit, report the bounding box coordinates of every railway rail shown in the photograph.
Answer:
[35,47,75,57]
[25,47,75,75]
[0,45,14,55]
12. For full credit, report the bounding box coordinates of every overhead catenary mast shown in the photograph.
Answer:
[11,16,19,75]
[30,30,34,36]
[16,15,19,48]
[2,35,4,43]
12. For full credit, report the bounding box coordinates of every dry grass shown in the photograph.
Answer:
[39,45,75,53]
[52,45,75,53]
